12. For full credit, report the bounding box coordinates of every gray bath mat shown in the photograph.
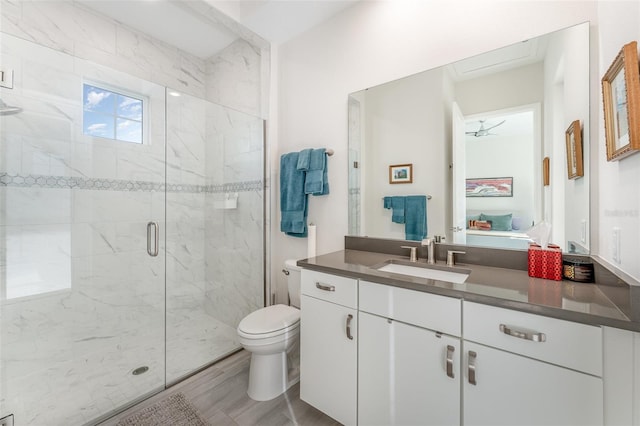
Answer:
[116,392,209,426]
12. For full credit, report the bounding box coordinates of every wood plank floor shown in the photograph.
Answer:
[99,350,341,426]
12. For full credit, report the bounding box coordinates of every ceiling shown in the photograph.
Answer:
[448,36,548,82]
[78,0,359,58]
[465,110,534,139]
[212,0,358,44]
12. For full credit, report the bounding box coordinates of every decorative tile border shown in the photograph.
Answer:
[0,173,263,194]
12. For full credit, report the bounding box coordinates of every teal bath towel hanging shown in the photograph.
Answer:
[280,152,308,237]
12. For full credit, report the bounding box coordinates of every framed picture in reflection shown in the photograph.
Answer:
[389,164,413,184]
[565,120,583,179]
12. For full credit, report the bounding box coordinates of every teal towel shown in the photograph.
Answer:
[297,148,312,171]
[391,196,405,224]
[280,152,307,237]
[405,195,427,241]
[302,148,329,196]
[383,196,392,209]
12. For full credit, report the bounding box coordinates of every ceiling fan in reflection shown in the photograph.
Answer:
[466,119,506,137]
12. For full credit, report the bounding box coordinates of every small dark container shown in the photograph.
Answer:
[562,259,594,283]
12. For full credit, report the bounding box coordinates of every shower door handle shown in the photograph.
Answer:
[147,221,159,257]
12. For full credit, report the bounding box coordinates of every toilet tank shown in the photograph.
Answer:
[284,259,302,308]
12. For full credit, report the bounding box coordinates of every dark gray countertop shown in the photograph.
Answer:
[298,249,640,332]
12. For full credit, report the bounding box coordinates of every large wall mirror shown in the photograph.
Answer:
[348,22,590,253]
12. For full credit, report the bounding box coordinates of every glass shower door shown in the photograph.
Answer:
[0,34,166,425]
[165,90,264,384]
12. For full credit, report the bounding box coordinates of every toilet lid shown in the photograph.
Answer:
[238,304,300,335]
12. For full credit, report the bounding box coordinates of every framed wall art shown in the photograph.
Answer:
[565,120,584,179]
[466,177,513,197]
[602,41,640,161]
[389,164,413,184]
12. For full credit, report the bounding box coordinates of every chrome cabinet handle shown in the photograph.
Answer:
[468,350,477,385]
[446,345,455,378]
[316,282,335,292]
[499,324,546,342]
[147,221,159,257]
[346,314,354,340]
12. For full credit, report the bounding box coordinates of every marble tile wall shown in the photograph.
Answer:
[203,102,264,328]
[1,0,206,98]
[206,38,263,117]
[1,0,267,118]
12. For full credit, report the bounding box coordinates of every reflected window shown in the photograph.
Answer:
[83,83,144,144]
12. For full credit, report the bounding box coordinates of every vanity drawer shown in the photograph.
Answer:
[463,301,602,376]
[301,269,358,309]
[359,280,461,337]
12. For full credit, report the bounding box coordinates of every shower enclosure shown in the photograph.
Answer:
[0,28,265,425]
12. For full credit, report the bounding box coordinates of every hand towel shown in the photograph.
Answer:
[301,148,329,196]
[383,196,392,209]
[280,152,308,237]
[297,148,312,171]
[405,195,427,241]
[391,196,405,224]
[314,151,330,196]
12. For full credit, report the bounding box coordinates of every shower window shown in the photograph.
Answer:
[82,82,145,144]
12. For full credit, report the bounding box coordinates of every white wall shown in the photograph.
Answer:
[595,1,640,282]
[273,0,602,299]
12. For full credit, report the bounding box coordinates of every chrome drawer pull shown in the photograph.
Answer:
[346,314,354,340]
[468,350,477,385]
[499,324,546,342]
[315,282,336,292]
[446,345,455,378]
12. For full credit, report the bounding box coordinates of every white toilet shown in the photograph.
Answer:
[237,259,301,401]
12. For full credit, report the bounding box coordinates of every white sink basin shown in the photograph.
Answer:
[376,262,470,283]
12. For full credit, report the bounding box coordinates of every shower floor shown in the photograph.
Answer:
[1,304,239,426]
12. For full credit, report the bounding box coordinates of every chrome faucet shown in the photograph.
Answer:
[422,238,435,264]
[447,250,466,267]
[401,246,418,262]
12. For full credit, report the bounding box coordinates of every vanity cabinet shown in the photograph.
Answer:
[463,301,603,425]
[602,326,640,426]
[358,281,461,426]
[299,268,619,426]
[300,270,358,425]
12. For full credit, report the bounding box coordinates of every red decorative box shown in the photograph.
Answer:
[527,243,563,281]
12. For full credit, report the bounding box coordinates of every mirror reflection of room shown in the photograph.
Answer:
[463,107,537,250]
[348,22,589,253]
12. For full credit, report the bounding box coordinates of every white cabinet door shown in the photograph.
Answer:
[359,312,460,426]
[300,295,357,425]
[463,341,603,426]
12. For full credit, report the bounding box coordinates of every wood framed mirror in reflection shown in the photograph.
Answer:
[348,22,590,254]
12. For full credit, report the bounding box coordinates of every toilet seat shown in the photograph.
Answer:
[238,304,300,340]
